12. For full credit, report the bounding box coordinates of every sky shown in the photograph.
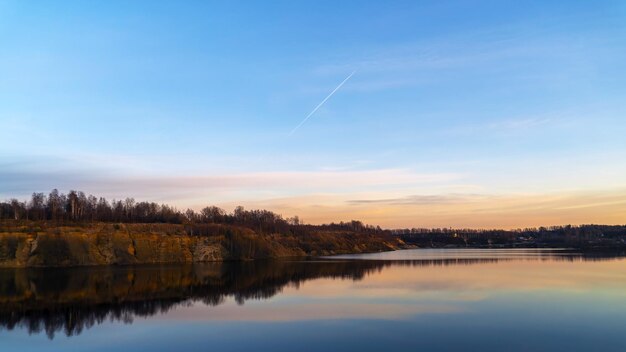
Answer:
[1,0,626,228]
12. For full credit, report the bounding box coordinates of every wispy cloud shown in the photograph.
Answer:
[348,194,491,206]
[444,111,571,137]
[311,20,612,96]
[242,189,626,229]
[487,117,553,130]
[0,166,462,203]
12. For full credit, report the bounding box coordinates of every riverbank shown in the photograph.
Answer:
[0,221,403,267]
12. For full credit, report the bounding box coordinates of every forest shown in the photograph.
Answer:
[0,189,385,236]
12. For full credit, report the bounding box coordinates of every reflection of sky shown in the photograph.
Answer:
[162,256,626,322]
[2,1,626,228]
[3,253,626,351]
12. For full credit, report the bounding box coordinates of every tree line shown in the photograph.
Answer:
[394,224,626,248]
[392,224,626,239]
[0,189,386,236]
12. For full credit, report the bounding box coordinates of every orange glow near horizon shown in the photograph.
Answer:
[211,189,626,229]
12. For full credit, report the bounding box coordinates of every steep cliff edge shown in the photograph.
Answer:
[0,222,401,267]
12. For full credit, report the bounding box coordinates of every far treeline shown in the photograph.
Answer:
[0,189,385,235]
[393,225,626,248]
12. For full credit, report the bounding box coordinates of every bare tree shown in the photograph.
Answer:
[29,192,46,220]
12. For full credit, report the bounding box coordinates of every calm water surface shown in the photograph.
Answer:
[1,249,626,351]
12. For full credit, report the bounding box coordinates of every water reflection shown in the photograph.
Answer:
[0,249,624,339]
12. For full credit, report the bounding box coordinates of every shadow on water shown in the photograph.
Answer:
[0,250,624,339]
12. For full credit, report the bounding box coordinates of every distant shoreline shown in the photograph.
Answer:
[404,243,626,250]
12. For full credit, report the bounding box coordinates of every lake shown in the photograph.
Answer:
[1,248,625,351]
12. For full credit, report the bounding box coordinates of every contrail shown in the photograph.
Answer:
[289,70,356,135]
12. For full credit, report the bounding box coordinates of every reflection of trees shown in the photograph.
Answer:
[0,252,623,339]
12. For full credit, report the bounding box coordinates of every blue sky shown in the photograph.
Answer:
[1,0,626,228]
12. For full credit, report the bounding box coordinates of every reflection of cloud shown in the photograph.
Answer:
[166,257,626,323]
[167,300,461,322]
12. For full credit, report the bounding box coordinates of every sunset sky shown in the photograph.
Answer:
[1,1,625,228]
